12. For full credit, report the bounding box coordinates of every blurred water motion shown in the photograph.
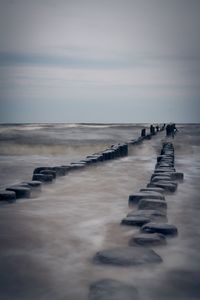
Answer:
[0,124,200,300]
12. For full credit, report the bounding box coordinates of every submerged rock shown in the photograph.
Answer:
[141,222,178,236]
[89,279,138,300]
[129,233,166,246]
[94,246,162,266]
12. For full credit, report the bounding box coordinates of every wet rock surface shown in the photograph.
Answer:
[129,191,165,204]
[140,187,165,194]
[129,233,166,246]
[94,246,162,266]
[121,216,151,226]
[127,209,167,222]
[32,173,53,182]
[138,199,167,211]
[0,190,16,201]
[22,181,42,188]
[141,222,178,236]
[89,279,139,300]
[148,181,177,192]
[6,186,31,199]
[151,176,172,183]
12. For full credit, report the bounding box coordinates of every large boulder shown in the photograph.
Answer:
[94,246,162,266]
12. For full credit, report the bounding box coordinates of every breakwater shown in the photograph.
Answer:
[89,141,184,299]
[0,124,164,203]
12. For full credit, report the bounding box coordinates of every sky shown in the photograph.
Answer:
[0,0,200,123]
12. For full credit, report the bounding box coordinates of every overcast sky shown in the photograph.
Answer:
[0,0,199,123]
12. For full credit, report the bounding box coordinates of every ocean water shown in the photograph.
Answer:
[0,123,200,300]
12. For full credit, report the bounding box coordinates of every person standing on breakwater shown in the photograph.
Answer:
[150,124,155,135]
[166,123,178,138]
[171,123,178,138]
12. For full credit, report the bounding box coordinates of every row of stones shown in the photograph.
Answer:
[89,141,184,300]
[0,143,128,202]
[0,125,163,203]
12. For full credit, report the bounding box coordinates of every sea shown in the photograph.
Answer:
[0,123,200,300]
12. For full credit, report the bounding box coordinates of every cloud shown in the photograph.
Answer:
[0,0,200,122]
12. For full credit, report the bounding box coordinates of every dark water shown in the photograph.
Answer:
[0,124,200,300]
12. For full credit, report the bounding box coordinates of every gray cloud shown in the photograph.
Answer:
[0,0,200,122]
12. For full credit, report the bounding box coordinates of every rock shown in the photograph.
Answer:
[170,172,184,181]
[93,246,162,266]
[157,155,174,162]
[129,233,166,246]
[6,186,31,199]
[33,167,52,174]
[155,166,176,171]
[151,176,172,183]
[86,155,102,163]
[69,163,86,170]
[127,209,167,222]
[147,181,177,192]
[154,168,176,173]
[40,169,57,179]
[22,181,42,188]
[102,150,114,160]
[21,181,42,197]
[89,279,138,300]
[60,165,73,172]
[140,187,165,194]
[160,161,174,166]
[151,172,173,180]
[0,190,16,202]
[80,158,94,164]
[52,166,68,175]
[138,199,167,211]
[129,192,165,205]
[121,216,151,226]
[32,174,53,183]
[141,222,178,236]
